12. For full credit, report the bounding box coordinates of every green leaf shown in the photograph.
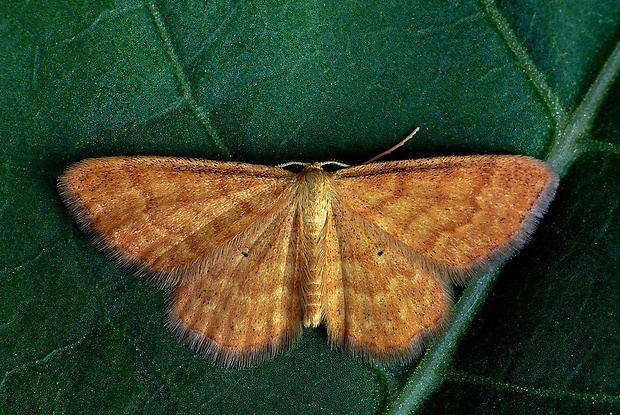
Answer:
[1,1,619,414]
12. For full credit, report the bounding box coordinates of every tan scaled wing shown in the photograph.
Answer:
[59,156,297,286]
[166,197,305,367]
[319,155,558,363]
[321,197,453,363]
[333,155,559,279]
[59,156,306,368]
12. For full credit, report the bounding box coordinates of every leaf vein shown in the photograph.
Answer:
[479,0,565,129]
[451,369,620,405]
[143,0,231,158]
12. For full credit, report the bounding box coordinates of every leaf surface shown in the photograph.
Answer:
[1,1,619,413]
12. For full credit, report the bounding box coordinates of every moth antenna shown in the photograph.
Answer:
[276,161,307,168]
[318,161,350,168]
[278,161,350,169]
[364,127,420,164]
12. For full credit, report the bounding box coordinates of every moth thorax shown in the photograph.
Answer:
[298,164,333,241]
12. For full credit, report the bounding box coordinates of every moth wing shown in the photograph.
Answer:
[322,197,453,363]
[58,156,296,286]
[166,198,304,368]
[333,155,558,278]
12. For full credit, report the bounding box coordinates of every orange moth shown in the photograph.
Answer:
[58,131,558,368]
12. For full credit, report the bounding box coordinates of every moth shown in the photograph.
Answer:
[58,136,558,368]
